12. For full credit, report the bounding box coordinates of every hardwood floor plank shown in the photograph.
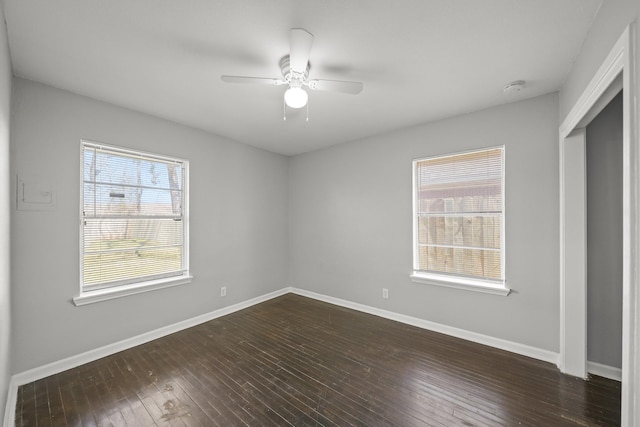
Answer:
[14,294,621,426]
[226,306,492,425]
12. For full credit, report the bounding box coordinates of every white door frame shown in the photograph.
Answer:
[559,23,638,426]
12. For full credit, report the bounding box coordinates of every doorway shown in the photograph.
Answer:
[559,24,637,426]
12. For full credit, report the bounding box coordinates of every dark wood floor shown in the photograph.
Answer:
[15,294,620,426]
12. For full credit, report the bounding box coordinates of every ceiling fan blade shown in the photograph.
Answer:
[308,79,364,94]
[220,75,285,85]
[289,28,313,73]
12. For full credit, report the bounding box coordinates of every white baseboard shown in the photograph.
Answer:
[5,286,563,427]
[4,287,289,427]
[3,376,18,427]
[588,361,622,382]
[288,287,560,367]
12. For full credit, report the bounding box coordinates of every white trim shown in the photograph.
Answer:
[624,22,639,427]
[588,361,623,382]
[11,288,288,388]
[559,127,588,378]
[82,139,188,164]
[3,287,286,426]
[289,287,558,365]
[73,274,193,306]
[3,377,18,427]
[576,74,623,130]
[559,28,625,376]
[5,286,563,426]
[410,272,510,296]
[559,23,638,427]
[559,40,625,134]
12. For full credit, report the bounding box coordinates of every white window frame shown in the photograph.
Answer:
[410,146,509,296]
[74,140,192,306]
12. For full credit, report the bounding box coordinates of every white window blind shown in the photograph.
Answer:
[413,147,505,284]
[81,142,188,290]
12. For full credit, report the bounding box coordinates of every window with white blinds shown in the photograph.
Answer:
[81,141,189,292]
[412,146,505,289]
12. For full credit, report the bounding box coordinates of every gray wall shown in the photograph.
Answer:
[10,78,289,373]
[0,0,12,423]
[586,92,623,369]
[289,93,560,352]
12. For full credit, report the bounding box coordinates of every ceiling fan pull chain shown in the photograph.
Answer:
[283,98,287,121]
[306,102,309,122]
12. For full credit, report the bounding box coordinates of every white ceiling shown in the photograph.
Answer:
[3,0,602,156]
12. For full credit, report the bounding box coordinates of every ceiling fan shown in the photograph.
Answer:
[221,28,364,113]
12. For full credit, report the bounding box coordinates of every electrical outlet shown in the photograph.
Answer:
[382,288,389,299]
[220,286,227,297]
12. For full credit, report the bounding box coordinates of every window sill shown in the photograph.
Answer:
[410,272,510,296]
[73,275,193,306]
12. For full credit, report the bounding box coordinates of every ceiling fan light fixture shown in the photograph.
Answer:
[284,87,308,108]
[221,28,363,117]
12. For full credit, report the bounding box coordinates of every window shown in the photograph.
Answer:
[411,146,508,295]
[75,141,191,305]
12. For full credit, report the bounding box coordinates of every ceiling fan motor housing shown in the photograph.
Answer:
[280,55,309,85]
[220,28,363,113]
